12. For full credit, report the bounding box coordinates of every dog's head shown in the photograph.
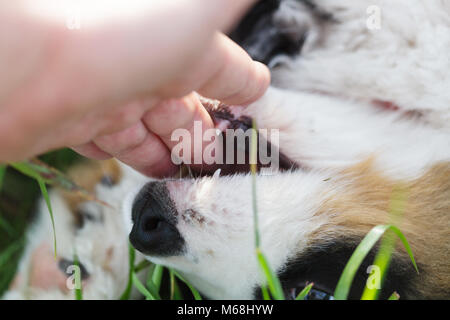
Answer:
[5,160,147,300]
[123,160,450,300]
[124,170,335,300]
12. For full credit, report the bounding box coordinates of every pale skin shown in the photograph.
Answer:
[0,0,270,177]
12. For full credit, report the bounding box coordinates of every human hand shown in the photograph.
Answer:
[0,0,270,177]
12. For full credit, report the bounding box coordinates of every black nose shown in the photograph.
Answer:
[129,181,185,256]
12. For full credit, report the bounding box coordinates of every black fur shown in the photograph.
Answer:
[254,237,421,300]
[230,0,333,65]
[230,0,304,65]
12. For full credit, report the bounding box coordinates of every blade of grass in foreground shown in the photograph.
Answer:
[0,165,6,190]
[37,178,57,257]
[388,292,400,300]
[120,244,136,300]
[73,253,83,300]
[0,240,24,269]
[296,283,314,300]
[151,264,164,292]
[256,249,285,300]
[169,269,183,300]
[143,277,162,300]
[142,264,163,300]
[261,286,271,300]
[0,213,16,238]
[334,224,418,300]
[134,260,151,273]
[171,269,203,300]
[361,225,419,300]
[361,188,414,300]
[250,120,285,300]
[132,273,156,300]
[10,160,110,207]
[250,121,260,248]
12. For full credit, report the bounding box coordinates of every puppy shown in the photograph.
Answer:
[124,0,450,299]
[5,0,449,300]
[3,160,148,299]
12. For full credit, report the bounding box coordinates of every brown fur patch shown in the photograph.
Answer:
[313,159,450,298]
[60,159,122,224]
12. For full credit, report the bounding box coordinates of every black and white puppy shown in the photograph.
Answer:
[6,0,449,300]
[123,0,450,299]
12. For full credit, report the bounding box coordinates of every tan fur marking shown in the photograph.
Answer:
[313,160,450,298]
[60,159,122,222]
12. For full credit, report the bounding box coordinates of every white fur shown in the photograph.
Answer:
[273,0,450,127]
[6,0,450,300]
[245,87,449,179]
[123,0,450,299]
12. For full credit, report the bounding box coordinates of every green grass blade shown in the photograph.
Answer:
[361,188,416,300]
[37,178,57,257]
[144,278,162,300]
[334,224,418,300]
[361,229,395,300]
[73,253,83,300]
[0,213,16,238]
[132,273,156,300]
[0,165,6,190]
[334,225,390,300]
[386,226,418,273]
[151,264,164,292]
[141,264,163,300]
[10,162,41,181]
[10,160,110,207]
[171,269,203,300]
[134,260,151,273]
[0,240,23,269]
[256,249,285,300]
[250,122,260,248]
[120,243,136,300]
[361,225,419,300]
[169,269,183,300]
[261,286,271,300]
[250,120,285,300]
[296,283,314,300]
[388,292,400,300]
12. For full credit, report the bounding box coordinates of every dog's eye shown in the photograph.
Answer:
[76,209,97,228]
[58,258,90,280]
[100,175,116,187]
[75,203,102,229]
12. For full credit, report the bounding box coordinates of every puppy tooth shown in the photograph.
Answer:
[212,169,221,179]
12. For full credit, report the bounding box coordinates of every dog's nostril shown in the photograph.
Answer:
[143,217,162,232]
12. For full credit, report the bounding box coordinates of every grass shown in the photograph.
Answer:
[73,253,83,300]
[0,146,419,300]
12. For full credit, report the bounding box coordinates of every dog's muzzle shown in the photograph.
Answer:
[129,181,185,257]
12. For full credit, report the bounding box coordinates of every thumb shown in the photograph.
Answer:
[199,0,258,32]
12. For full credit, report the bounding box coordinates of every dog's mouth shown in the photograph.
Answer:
[176,98,300,179]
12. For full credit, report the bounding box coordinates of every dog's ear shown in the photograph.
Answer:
[229,0,305,65]
[229,0,334,66]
